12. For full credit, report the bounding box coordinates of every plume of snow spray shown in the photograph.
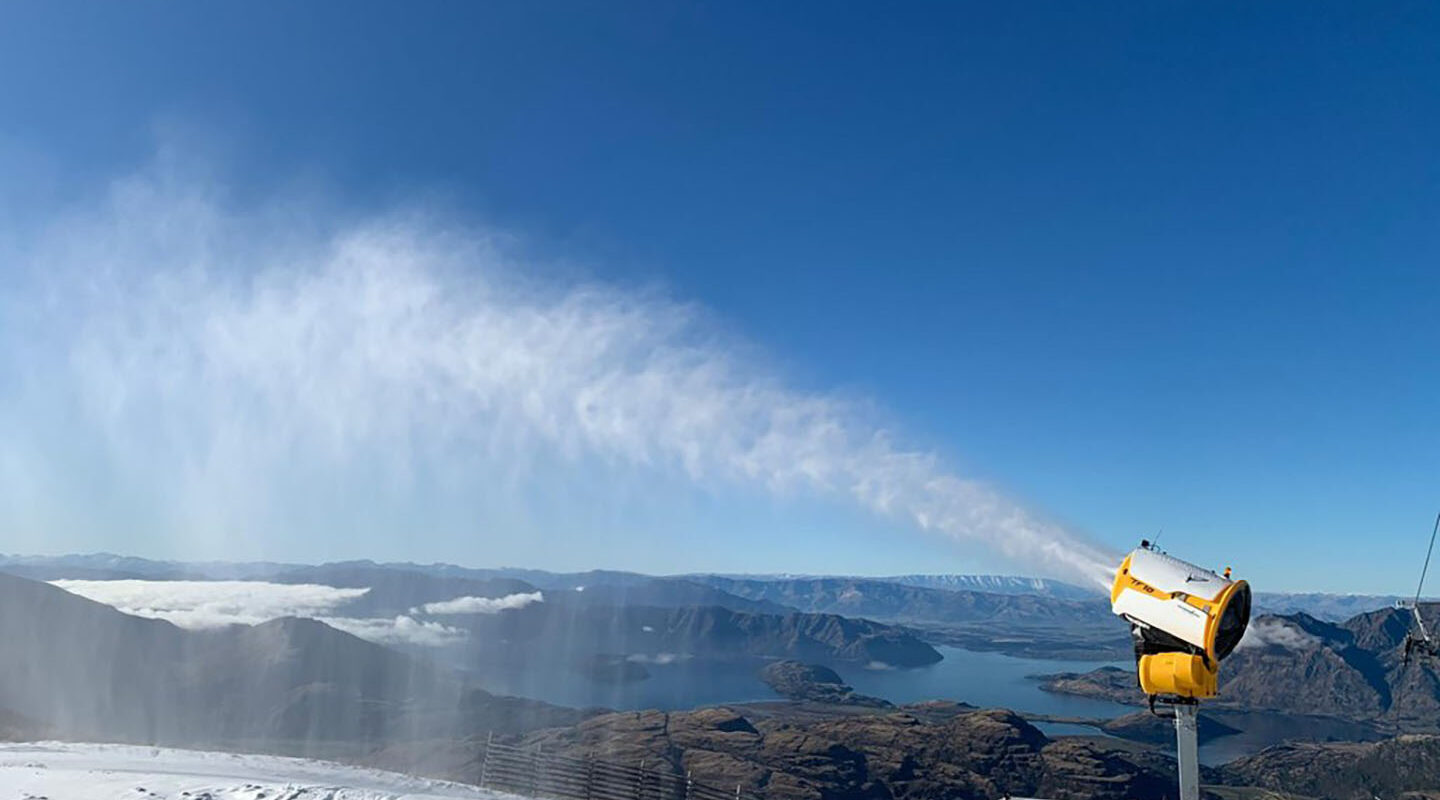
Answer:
[0,169,1118,588]
[1236,619,1322,651]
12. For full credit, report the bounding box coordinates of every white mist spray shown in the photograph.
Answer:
[0,169,1118,588]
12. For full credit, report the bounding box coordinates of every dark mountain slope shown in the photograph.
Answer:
[1218,735,1440,799]
[373,706,1179,800]
[1040,608,1440,728]
[0,572,579,749]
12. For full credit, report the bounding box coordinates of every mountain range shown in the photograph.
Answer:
[1038,605,1440,732]
[0,571,586,750]
[6,551,1419,621]
[5,554,1439,798]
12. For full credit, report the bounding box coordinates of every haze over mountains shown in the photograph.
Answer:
[1,552,1407,619]
[4,552,1430,719]
[6,552,1440,798]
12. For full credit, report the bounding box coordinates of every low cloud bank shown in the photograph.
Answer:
[49,579,464,647]
[50,579,367,627]
[417,591,544,615]
[319,614,465,647]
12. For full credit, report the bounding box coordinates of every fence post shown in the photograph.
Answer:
[479,732,492,790]
[735,784,741,800]
[529,744,542,798]
[685,771,693,800]
[585,753,595,800]
[637,759,646,800]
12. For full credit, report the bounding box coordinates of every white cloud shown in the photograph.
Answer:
[49,579,464,648]
[626,652,686,665]
[416,591,543,615]
[319,615,466,648]
[3,165,1118,587]
[50,579,367,628]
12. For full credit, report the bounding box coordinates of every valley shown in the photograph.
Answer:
[2,553,1438,799]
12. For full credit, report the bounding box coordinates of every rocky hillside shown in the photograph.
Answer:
[758,661,891,707]
[1037,607,1440,729]
[374,705,1181,800]
[1217,734,1440,799]
[1035,666,1142,704]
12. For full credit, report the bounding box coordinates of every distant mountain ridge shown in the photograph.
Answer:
[1252,591,1424,622]
[440,599,943,669]
[0,552,304,581]
[689,575,1113,626]
[6,552,1426,641]
[879,573,1098,599]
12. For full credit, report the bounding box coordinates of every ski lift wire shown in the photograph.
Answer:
[1415,511,1440,612]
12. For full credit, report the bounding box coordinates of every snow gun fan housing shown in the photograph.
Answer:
[1110,543,1251,701]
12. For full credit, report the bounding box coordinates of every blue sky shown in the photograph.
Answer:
[2,2,1439,592]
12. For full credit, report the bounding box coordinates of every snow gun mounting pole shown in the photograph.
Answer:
[1172,701,1200,800]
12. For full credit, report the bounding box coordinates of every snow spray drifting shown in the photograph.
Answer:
[0,167,1117,588]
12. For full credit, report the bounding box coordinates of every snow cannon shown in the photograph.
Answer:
[1110,541,1250,700]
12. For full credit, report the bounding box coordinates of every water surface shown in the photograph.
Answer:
[463,647,1362,766]
[464,645,1131,717]
[844,647,1133,718]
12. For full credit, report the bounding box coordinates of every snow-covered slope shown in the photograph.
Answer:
[0,742,506,800]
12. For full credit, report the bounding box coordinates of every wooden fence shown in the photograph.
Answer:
[476,735,755,800]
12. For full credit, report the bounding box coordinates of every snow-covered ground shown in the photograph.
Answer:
[0,741,509,800]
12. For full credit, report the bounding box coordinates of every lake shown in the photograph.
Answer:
[465,645,1134,718]
[844,647,1134,718]
[463,646,1343,765]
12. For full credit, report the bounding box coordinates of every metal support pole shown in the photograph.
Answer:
[1173,704,1200,800]
[479,731,492,790]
